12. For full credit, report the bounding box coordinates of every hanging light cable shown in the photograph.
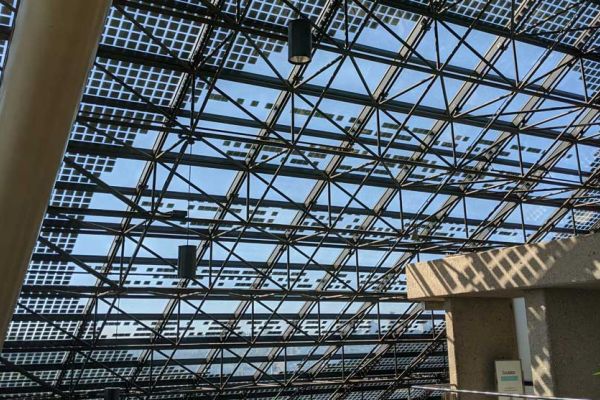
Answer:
[178,73,197,280]
[178,143,196,279]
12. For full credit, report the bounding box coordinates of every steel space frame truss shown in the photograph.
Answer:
[2,0,600,399]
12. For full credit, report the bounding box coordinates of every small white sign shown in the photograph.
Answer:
[495,360,524,400]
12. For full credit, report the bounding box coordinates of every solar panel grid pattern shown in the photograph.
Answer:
[0,0,599,398]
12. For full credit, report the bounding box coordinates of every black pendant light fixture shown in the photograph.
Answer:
[104,388,120,400]
[288,17,312,65]
[178,244,197,279]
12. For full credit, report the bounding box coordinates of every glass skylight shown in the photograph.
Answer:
[1,0,600,399]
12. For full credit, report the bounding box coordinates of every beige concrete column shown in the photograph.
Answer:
[0,0,110,350]
[445,298,519,399]
[525,288,600,398]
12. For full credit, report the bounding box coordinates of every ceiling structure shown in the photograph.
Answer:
[1,0,600,398]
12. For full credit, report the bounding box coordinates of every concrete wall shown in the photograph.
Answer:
[0,0,110,350]
[406,233,600,398]
[407,232,600,300]
[445,298,519,399]
[525,289,600,398]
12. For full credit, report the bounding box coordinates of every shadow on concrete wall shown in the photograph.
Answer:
[408,233,600,299]
[408,234,600,397]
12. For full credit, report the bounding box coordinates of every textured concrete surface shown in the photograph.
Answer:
[406,234,600,397]
[445,298,519,399]
[407,232,600,300]
[525,289,600,398]
[0,0,110,350]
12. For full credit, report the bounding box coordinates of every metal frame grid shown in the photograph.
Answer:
[1,0,600,398]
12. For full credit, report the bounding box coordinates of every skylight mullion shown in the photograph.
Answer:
[252,5,436,390]
[406,1,596,260]
[461,17,600,249]
[357,0,543,297]
[52,2,225,391]
[8,0,600,397]
[117,5,256,388]
[338,0,536,288]
[188,3,346,388]
[322,303,427,400]
[14,301,148,396]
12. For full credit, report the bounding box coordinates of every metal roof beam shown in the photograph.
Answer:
[2,333,441,352]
